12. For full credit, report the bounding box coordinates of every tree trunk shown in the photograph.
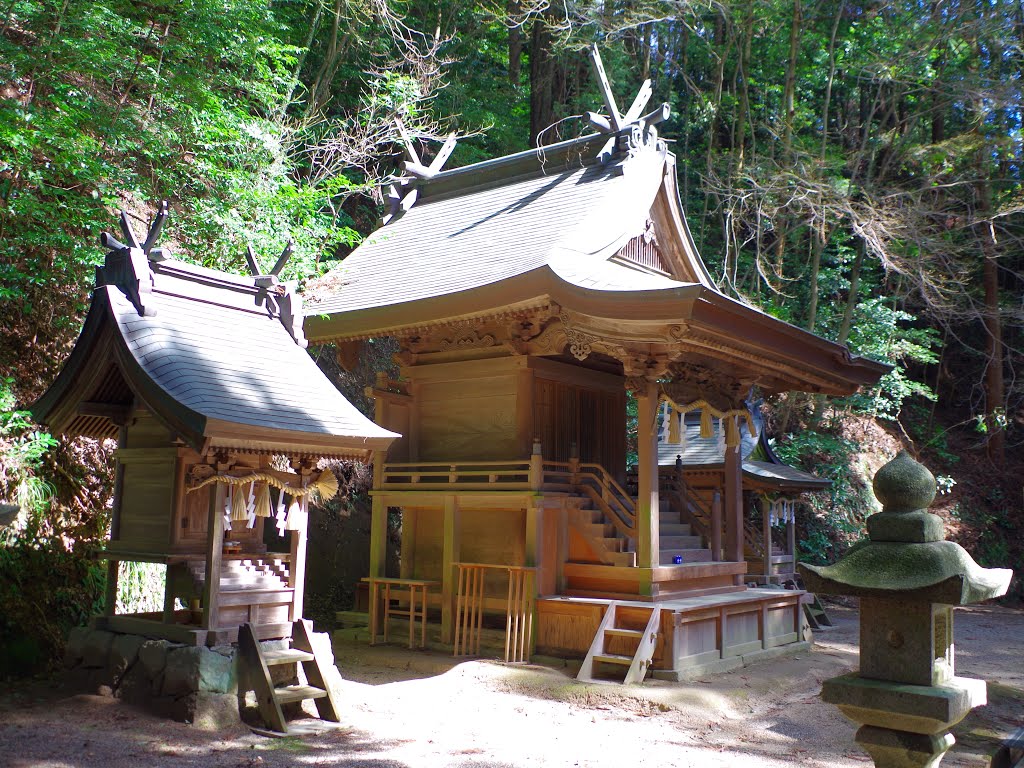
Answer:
[279,0,324,118]
[305,0,350,118]
[507,0,522,85]
[781,0,802,157]
[529,18,555,145]
[837,238,864,346]
[806,225,826,332]
[821,1,844,158]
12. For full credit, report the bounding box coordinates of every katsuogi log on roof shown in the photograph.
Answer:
[33,205,397,460]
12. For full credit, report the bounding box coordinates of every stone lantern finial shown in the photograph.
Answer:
[799,451,1012,768]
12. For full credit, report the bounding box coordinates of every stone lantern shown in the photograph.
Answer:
[799,451,1012,768]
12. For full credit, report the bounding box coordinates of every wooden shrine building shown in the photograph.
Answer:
[305,50,889,679]
[31,207,397,649]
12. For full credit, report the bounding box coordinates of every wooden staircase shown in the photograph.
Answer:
[238,619,340,734]
[577,602,660,684]
[658,497,712,565]
[568,496,636,567]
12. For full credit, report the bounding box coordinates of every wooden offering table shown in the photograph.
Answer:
[363,577,439,649]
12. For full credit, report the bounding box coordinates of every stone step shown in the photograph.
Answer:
[659,534,703,549]
[659,523,692,536]
[659,548,714,565]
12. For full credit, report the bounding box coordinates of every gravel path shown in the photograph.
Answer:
[0,603,1021,767]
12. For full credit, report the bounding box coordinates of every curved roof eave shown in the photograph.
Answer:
[30,295,110,429]
[305,265,705,343]
[692,291,892,389]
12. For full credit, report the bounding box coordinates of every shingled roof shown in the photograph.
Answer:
[33,218,397,460]
[304,115,888,396]
[308,134,704,317]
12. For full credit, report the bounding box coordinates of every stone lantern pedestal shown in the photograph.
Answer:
[800,452,1012,768]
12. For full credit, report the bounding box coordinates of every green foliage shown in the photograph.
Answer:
[0,535,107,677]
[839,298,940,421]
[0,380,106,677]
[116,561,167,615]
[773,429,874,565]
[0,377,56,516]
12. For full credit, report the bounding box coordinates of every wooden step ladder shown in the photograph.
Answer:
[785,576,834,630]
[802,593,834,629]
[238,619,341,734]
[577,603,660,685]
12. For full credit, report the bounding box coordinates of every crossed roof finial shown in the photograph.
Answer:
[383,122,460,225]
[244,240,294,280]
[586,45,671,162]
[100,200,172,262]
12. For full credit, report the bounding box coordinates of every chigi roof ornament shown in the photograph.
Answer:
[384,121,459,225]
[96,201,173,318]
[586,44,671,163]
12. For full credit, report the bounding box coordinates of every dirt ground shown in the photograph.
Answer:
[0,603,1021,768]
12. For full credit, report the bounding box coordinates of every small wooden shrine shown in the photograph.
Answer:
[305,48,889,680]
[32,206,397,648]
[653,404,831,586]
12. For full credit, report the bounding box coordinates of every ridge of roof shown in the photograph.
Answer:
[411,132,611,206]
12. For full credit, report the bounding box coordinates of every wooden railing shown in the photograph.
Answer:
[452,563,535,663]
[578,462,637,538]
[381,460,533,490]
[660,474,711,541]
[542,459,637,539]
[655,471,722,561]
[382,455,638,554]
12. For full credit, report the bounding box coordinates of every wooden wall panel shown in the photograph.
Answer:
[416,374,518,461]
[533,376,626,477]
[118,460,175,552]
[409,507,443,581]
[379,401,411,462]
[124,412,173,448]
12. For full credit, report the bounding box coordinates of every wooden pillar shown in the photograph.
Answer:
[201,483,225,629]
[529,438,543,490]
[369,448,388,579]
[516,366,535,457]
[289,497,309,621]
[787,503,798,576]
[369,495,387,579]
[711,491,723,562]
[556,499,568,592]
[441,494,461,644]
[635,381,660,571]
[408,382,420,461]
[104,423,129,616]
[525,501,541,568]
[760,496,772,584]
[723,422,744,585]
[400,508,417,579]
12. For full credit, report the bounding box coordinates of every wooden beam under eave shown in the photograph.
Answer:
[78,401,131,424]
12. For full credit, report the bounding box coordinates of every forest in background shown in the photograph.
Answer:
[1,0,1021,675]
